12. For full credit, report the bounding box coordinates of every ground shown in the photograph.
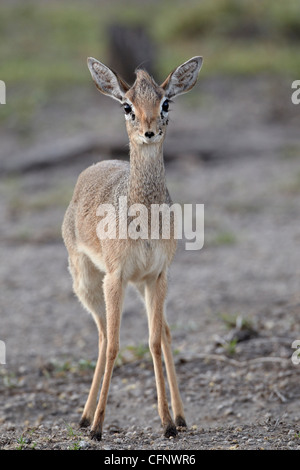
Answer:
[0,76,300,450]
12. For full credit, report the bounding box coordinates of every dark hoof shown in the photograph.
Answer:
[90,429,102,441]
[79,416,91,428]
[164,422,177,438]
[175,416,187,429]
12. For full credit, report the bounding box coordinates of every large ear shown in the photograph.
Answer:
[87,57,130,103]
[161,56,203,99]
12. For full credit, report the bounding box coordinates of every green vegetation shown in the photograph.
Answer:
[7,183,74,215]
[65,422,78,438]
[210,230,237,247]
[1,0,300,86]
[116,343,151,367]
[16,434,26,450]
[14,425,83,450]
[1,370,19,389]
[0,0,300,125]
[223,338,238,356]
[39,358,96,378]
[69,441,81,450]
[0,3,102,87]
[220,312,253,331]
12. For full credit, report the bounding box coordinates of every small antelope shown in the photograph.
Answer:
[62,56,203,440]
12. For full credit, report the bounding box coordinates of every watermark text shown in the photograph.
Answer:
[291,340,300,365]
[0,80,6,104]
[96,197,204,250]
[291,80,300,105]
[0,340,6,364]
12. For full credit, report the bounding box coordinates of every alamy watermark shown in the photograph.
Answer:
[291,340,300,365]
[96,197,204,250]
[0,340,6,364]
[291,80,300,105]
[0,80,6,104]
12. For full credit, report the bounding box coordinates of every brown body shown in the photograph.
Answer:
[62,56,202,440]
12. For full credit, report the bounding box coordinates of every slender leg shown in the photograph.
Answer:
[162,320,186,428]
[80,320,107,427]
[136,282,186,429]
[145,272,177,437]
[90,273,125,441]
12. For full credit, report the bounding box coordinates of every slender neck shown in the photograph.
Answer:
[128,141,167,206]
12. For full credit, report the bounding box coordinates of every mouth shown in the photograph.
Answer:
[138,132,164,145]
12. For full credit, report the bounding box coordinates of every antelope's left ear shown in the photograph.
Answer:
[161,56,203,99]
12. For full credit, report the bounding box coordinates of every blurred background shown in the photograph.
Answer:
[0,0,300,141]
[0,0,300,443]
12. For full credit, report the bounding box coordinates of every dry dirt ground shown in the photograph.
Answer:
[0,76,300,451]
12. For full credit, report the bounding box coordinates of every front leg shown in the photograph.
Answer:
[145,272,177,437]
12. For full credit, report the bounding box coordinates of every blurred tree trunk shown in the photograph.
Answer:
[107,24,157,85]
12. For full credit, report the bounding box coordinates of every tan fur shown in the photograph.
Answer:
[62,56,202,440]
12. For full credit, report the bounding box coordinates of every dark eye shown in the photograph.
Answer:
[124,103,132,114]
[162,100,169,113]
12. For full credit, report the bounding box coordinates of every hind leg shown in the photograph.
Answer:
[161,319,186,429]
[68,252,107,427]
[80,315,107,427]
[90,272,125,440]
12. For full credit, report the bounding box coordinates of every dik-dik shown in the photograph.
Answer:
[62,56,203,440]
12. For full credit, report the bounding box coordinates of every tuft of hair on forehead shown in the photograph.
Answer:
[127,68,163,103]
[135,68,157,85]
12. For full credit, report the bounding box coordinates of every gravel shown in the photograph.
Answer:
[1,75,300,450]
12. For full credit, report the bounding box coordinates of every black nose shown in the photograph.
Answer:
[145,131,155,139]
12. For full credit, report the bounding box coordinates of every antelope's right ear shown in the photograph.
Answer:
[87,57,130,103]
[161,56,203,99]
